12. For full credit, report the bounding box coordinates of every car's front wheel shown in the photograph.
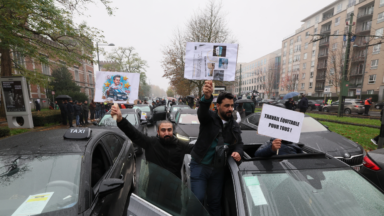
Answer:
[323,108,328,112]
[376,105,381,109]
[308,106,312,111]
[344,109,351,114]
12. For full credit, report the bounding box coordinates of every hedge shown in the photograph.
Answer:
[32,110,61,126]
[0,127,10,138]
[290,95,378,102]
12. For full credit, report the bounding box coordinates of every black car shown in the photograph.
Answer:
[375,101,384,109]
[359,148,384,191]
[93,109,147,155]
[133,104,153,125]
[0,127,136,216]
[240,113,365,169]
[180,143,384,215]
[258,99,274,106]
[173,109,199,142]
[151,105,167,124]
[167,105,191,122]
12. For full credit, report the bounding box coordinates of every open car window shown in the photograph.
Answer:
[178,114,199,125]
[99,114,137,126]
[136,159,209,216]
[133,106,151,112]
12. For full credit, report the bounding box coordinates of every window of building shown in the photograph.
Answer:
[315,16,320,23]
[284,42,287,47]
[334,30,339,39]
[367,90,374,94]
[302,73,306,79]
[283,51,286,56]
[371,59,379,68]
[304,42,309,50]
[336,3,342,13]
[283,59,286,65]
[289,48,293,55]
[329,80,333,85]
[301,83,305,89]
[74,67,80,82]
[305,32,310,38]
[41,56,50,75]
[381,0,384,7]
[335,17,340,26]
[332,43,338,50]
[89,73,93,85]
[376,28,384,38]
[297,36,301,42]
[309,82,313,88]
[282,68,285,74]
[347,0,356,8]
[311,61,315,67]
[314,28,317,33]
[264,59,267,65]
[330,68,335,75]
[303,53,307,59]
[289,57,292,63]
[312,50,316,56]
[369,74,376,83]
[290,39,294,45]
[303,63,306,69]
[294,55,301,62]
[378,12,384,24]
[13,51,25,69]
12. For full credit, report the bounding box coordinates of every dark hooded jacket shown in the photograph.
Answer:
[117,118,193,178]
[254,139,303,157]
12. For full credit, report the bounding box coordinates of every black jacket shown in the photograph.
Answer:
[82,103,89,112]
[74,104,81,115]
[191,96,244,164]
[285,100,295,110]
[59,103,67,114]
[254,139,303,157]
[298,97,308,109]
[117,118,193,178]
[67,102,74,113]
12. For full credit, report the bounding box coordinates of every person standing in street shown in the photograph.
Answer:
[79,102,84,125]
[34,100,41,112]
[285,98,295,110]
[95,102,101,119]
[244,96,255,116]
[101,102,106,119]
[364,97,373,116]
[327,98,332,105]
[83,100,89,124]
[178,98,185,105]
[89,100,96,121]
[59,100,68,125]
[190,81,243,216]
[67,99,74,127]
[251,95,257,107]
[74,101,81,127]
[298,94,308,113]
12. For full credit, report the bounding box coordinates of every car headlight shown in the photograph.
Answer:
[176,134,189,141]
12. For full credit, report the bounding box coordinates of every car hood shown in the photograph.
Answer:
[299,132,363,156]
[176,124,200,138]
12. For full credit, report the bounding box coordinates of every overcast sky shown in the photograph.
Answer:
[75,0,335,91]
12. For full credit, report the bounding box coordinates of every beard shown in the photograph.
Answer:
[219,109,232,121]
[159,135,173,145]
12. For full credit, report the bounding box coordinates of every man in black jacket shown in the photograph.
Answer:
[59,100,68,125]
[82,100,89,124]
[190,81,243,216]
[111,105,193,178]
[67,99,74,127]
[298,94,308,113]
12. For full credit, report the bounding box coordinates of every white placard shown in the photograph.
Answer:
[258,104,304,143]
[12,192,54,216]
[184,42,238,81]
[94,71,140,104]
[141,112,147,120]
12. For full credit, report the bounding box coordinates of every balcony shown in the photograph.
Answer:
[320,28,331,34]
[317,63,327,69]
[318,52,328,58]
[348,82,363,88]
[356,26,371,33]
[357,10,373,20]
[315,86,325,91]
[316,75,326,80]
[353,41,366,47]
[319,40,329,47]
[352,55,366,62]
[322,15,334,22]
[350,68,364,76]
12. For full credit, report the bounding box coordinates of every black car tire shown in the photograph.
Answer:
[344,109,351,114]
[376,105,381,109]
[323,108,328,112]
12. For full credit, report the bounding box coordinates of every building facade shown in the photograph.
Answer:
[280,0,384,101]
[233,49,281,99]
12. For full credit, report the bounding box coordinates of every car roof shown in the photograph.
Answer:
[239,154,348,172]
[172,105,190,108]
[0,128,114,155]
[179,109,197,114]
[133,104,150,107]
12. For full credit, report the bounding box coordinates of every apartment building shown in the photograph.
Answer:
[233,49,281,99]
[280,0,384,101]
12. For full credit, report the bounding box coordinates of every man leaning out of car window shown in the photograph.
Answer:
[254,138,303,157]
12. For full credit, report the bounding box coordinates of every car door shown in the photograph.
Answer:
[331,102,339,112]
[152,105,166,123]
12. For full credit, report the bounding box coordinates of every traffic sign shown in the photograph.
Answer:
[356,89,361,96]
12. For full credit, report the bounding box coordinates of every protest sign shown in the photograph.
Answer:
[94,71,140,104]
[184,42,238,81]
[258,104,304,143]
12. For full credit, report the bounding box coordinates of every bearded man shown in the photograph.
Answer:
[190,80,243,216]
[111,106,193,179]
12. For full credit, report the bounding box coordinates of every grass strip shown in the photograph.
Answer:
[319,121,378,151]
[308,113,380,127]
[10,128,30,136]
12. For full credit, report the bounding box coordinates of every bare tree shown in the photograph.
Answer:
[162,0,236,97]
[264,60,280,98]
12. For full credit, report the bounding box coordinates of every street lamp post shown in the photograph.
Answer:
[96,42,115,71]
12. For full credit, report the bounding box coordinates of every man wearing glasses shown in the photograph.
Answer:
[111,105,193,179]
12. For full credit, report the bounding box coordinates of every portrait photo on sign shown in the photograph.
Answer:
[218,58,228,69]
[207,63,215,77]
[213,45,227,57]
[94,71,140,104]
[213,70,224,81]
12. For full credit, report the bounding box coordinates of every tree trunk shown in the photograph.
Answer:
[0,46,13,118]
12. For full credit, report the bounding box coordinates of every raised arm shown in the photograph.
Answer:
[197,80,213,124]
[111,105,152,149]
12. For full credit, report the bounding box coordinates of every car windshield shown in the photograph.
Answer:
[133,106,151,112]
[0,155,82,216]
[178,114,199,124]
[240,168,384,216]
[301,117,328,133]
[171,106,190,113]
[136,159,209,215]
[99,114,137,126]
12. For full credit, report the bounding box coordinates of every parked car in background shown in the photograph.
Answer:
[167,105,191,122]
[258,99,274,106]
[239,112,365,169]
[359,148,384,191]
[375,101,384,109]
[173,109,200,142]
[133,104,153,125]
[322,101,364,114]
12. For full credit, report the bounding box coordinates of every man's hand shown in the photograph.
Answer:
[271,139,282,152]
[110,104,123,122]
[231,152,241,162]
[203,80,213,99]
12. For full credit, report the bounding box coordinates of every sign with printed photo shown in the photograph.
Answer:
[184,42,239,81]
[94,71,140,104]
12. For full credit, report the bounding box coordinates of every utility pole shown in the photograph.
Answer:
[337,12,354,117]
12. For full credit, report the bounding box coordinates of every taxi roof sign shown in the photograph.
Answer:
[64,128,92,140]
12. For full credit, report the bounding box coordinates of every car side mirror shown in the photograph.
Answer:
[171,119,175,123]
[93,122,98,126]
[99,178,124,198]
[141,120,147,125]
